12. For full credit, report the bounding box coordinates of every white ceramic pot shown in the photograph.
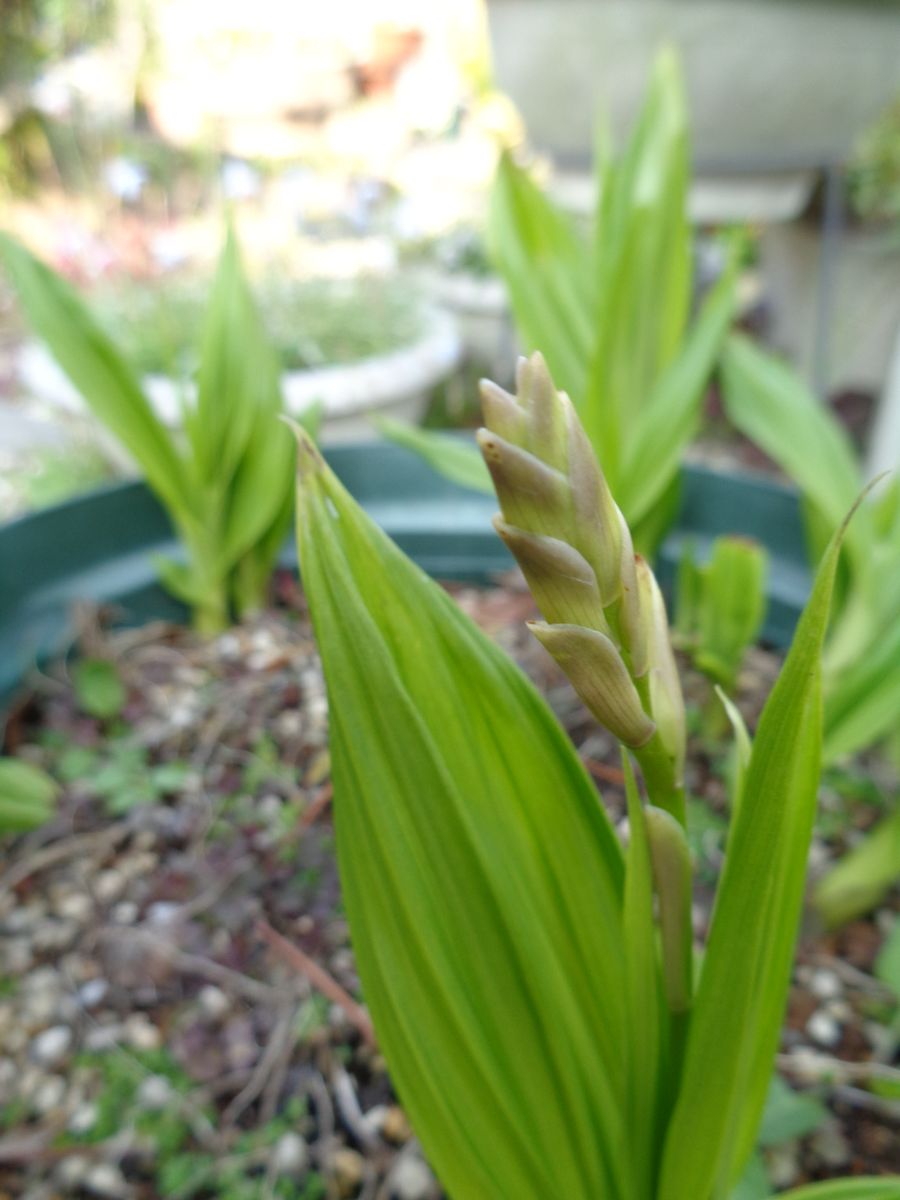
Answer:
[17,307,463,462]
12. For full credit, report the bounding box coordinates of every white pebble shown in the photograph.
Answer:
[55,892,93,923]
[112,901,139,925]
[94,870,125,903]
[197,985,229,1019]
[809,968,842,1001]
[124,1013,161,1051]
[84,1162,128,1197]
[31,1025,73,1066]
[806,1009,842,1048]
[272,1131,309,1177]
[78,978,109,1009]
[812,1123,851,1167]
[68,1103,99,1134]
[136,1074,172,1110]
[390,1156,435,1200]
[55,1155,90,1190]
[32,1075,67,1114]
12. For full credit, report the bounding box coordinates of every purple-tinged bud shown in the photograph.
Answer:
[493,520,610,633]
[520,352,567,472]
[479,379,527,445]
[565,399,624,607]
[476,429,570,538]
[528,622,656,748]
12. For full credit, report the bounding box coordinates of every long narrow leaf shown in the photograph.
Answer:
[659,498,853,1200]
[294,431,635,1200]
[374,418,492,493]
[0,232,191,523]
[780,1181,900,1200]
[617,251,739,527]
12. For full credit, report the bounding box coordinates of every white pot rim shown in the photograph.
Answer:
[19,306,463,427]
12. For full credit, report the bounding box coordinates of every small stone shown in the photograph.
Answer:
[55,1155,90,1190]
[85,1021,122,1052]
[94,869,126,903]
[68,1103,99,1134]
[272,1131,309,1177]
[809,968,842,1001]
[136,1074,172,1110]
[84,1162,128,1197]
[122,852,159,879]
[112,901,139,925]
[390,1156,434,1200]
[811,1123,851,1167]
[825,999,852,1022]
[197,985,229,1019]
[806,1009,841,1048]
[31,1025,72,1066]
[55,892,93,923]
[33,918,78,952]
[31,1075,66,1114]
[146,901,181,927]
[4,938,32,973]
[0,1057,17,1101]
[382,1105,413,1144]
[78,978,109,1009]
[332,1147,365,1196]
[124,1013,161,1051]
[767,1143,800,1189]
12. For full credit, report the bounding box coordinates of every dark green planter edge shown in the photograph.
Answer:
[0,443,810,709]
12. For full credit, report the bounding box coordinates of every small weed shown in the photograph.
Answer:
[55,739,191,815]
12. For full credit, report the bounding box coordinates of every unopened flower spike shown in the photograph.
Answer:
[478,352,687,825]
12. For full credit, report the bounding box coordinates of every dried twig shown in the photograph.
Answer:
[299,782,334,829]
[257,919,376,1048]
[96,926,279,1005]
[223,999,302,1126]
[582,757,626,787]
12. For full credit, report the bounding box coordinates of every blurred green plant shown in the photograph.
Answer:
[674,535,768,715]
[848,96,900,229]
[0,228,316,632]
[721,332,900,923]
[90,272,425,377]
[0,757,58,832]
[293,351,891,1200]
[380,50,738,556]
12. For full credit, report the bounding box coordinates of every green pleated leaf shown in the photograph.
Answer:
[374,417,492,493]
[294,431,637,1200]
[658,498,853,1200]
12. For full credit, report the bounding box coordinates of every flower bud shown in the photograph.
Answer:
[476,429,570,537]
[645,805,693,1013]
[479,379,526,445]
[528,622,656,748]
[635,557,686,783]
[565,401,624,607]
[519,352,567,472]
[493,521,610,634]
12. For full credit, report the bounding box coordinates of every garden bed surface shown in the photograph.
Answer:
[0,576,897,1198]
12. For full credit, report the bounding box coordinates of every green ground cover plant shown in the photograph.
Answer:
[0,228,314,632]
[292,352,897,1200]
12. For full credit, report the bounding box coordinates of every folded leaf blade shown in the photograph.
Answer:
[294,434,632,1200]
[659,501,851,1200]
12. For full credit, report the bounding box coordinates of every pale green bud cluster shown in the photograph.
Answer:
[478,353,686,818]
